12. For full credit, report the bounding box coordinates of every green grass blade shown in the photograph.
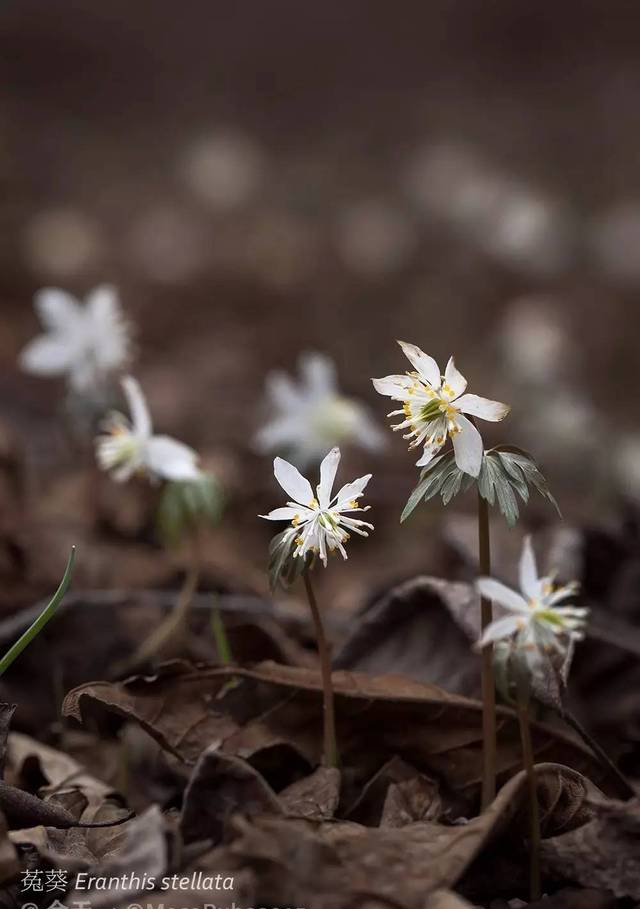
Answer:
[211,598,233,665]
[0,547,76,677]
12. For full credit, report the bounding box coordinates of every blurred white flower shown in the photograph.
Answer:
[20,285,131,392]
[405,142,572,275]
[260,447,373,566]
[335,200,416,276]
[254,352,385,468]
[373,341,509,477]
[499,298,568,383]
[476,536,588,674]
[481,190,571,276]
[96,376,200,483]
[180,131,263,211]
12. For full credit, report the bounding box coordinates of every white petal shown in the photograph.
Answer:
[273,457,314,506]
[265,371,303,411]
[476,578,530,613]
[457,394,510,422]
[86,284,118,321]
[259,506,304,521]
[33,288,81,331]
[452,414,483,477]
[252,416,301,453]
[121,376,152,439]
[19,335,76,375]
[85,285,130,367]
[397,341,441,388]
[111,461,138,483]
[444,357,467,398]
[519,536,539,599]
[415,441,443,467]
[353,409,388,451]
[478,615,524,647]
[335,474,372,508]
[318,447,341,508]
[546,584,580,607]
[371,374,414,399]
[300,352,337,398]
[145,436,200,481]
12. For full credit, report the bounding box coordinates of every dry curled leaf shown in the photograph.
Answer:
[335,577,481,698]
[221,764,592,909]
[63,662,627,813]
[346,756,441,827]
[541,793,640,899]
[181,748,282,845]
[279,766,341,820]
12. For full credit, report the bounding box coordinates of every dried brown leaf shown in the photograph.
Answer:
[223,764,594,909]
[279,766,341,820]
[63,662,627,810]
[541,793,640,899]
[181,747,283,844]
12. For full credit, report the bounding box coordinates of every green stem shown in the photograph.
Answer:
[211,598,233,665]
[303,569,338,768]
[478,491,496,809]
[516,673,542,902]
[0,547,75,677]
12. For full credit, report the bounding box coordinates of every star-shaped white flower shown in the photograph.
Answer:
[260,447,373,566]
[476,536,588,673]
[19,285,132,392]
[96,376,200,483]
[373,341,510,477]
[254,352,385,469]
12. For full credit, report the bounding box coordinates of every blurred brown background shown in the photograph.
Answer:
[1,0,639,608]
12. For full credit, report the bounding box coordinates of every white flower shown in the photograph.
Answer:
[260,447,373,566]
[373,341,510,477]
[19,285,131,392]
[96,376,200,483]
[254,352,385,468]
[476,536,588,674]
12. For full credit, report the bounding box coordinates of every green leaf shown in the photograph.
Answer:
[157,473,225,548]
[399,444,559,526]
[0,548,75,677]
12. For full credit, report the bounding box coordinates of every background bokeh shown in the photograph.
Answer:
[2,0,640,610]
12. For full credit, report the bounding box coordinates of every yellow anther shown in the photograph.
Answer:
[310,497,319,509]
[291,514,300,526]
[348,499,358,508]
[295,536,304,546]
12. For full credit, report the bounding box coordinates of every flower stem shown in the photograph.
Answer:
[515,672,542,902]
[303,569,338,768]
[119,539,200,671]
[478,491,496,810]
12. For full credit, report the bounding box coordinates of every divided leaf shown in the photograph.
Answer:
[401,446,560,527]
